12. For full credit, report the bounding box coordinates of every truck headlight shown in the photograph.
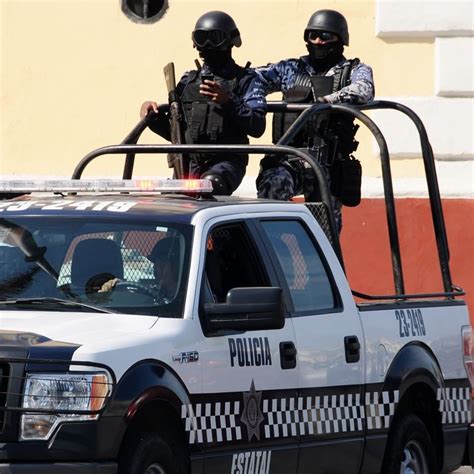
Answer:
[20,372,112,441]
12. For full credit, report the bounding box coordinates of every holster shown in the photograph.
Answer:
[330,156,362,207]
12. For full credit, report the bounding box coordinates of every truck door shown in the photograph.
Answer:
[195,219,299,474]
[258,218,365,474]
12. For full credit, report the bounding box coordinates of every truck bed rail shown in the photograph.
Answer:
[70,101,461,302]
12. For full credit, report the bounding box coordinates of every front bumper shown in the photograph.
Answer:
[0,418,124,464]
[0,462,117,473]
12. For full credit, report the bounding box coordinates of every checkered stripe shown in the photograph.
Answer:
[437,387,472,424]
[181,401,242,444]
[365,390,399,430]
[182,390,401,444]
[262,393,368,439]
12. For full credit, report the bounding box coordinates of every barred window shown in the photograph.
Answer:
[261,220,335,313]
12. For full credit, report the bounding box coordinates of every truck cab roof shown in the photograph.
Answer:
[0,191,299,223]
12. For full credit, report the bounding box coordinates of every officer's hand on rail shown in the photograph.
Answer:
[140,101,159,119]
[315,96,328,103]
[199,81,231,105]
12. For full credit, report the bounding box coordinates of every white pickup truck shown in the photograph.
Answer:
[0,101,472,474]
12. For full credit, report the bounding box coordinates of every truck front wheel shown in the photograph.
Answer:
[119,432,185,474]
[382,413,437,474]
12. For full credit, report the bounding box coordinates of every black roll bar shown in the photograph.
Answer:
[121,107,169,179]
[361,101,453,294]
[267,100,454,296]
[72,101,460,300]
[274,102,404,295]
[73,143,344,266]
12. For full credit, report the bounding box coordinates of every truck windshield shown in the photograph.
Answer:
[0,217,192,317]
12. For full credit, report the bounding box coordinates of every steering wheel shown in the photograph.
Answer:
[112,280,156,299]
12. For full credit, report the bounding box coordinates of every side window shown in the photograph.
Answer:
[261,220,335,313]
[203,223,269,303]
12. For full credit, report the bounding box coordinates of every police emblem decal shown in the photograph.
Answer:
[241,379,264,441]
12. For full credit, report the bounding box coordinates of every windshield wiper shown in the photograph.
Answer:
[0,297,113,314]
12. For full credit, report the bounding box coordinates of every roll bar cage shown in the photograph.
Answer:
[71,101,464,301]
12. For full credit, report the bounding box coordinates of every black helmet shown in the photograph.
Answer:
[304,9,349,46]
[192,11,241,50]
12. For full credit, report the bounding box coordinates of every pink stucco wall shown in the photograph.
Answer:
[340,198,473,322]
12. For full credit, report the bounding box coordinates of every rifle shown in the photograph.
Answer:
[163,62,188,179]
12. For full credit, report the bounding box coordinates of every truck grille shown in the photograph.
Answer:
[0,362,9,431]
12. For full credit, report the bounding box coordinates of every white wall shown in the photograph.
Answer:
[373,0,473,197]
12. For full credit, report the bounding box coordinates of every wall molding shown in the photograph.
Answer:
[376,1,474,38]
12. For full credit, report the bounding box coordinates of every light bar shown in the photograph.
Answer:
[0,179,214,194]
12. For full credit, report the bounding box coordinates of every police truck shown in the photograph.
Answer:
[0,101,472,473]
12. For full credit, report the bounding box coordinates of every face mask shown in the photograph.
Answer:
[198,48,232,70]
[306,41,344,64]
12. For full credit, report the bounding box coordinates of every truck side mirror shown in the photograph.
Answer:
[203,287,284,332]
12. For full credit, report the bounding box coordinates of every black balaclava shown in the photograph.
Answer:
[306,39,344,71]
[198,48,232,72]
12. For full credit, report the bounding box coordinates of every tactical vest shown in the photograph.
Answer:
[272,58,359,161]
[180,68,250,153]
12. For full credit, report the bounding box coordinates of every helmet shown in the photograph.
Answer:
[192,11,242,49]
[304,9,349,46]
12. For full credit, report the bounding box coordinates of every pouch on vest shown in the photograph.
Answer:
[189,102,209,141]
[207,103,225,142]
[330,156,362,207]
[309,76,334,98]
[272,85,313,144]
[284,86,313,103]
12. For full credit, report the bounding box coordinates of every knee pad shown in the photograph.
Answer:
[202,174,231,196]
[256,164,297,199]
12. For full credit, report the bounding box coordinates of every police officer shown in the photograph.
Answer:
[256,9,374,232]
[98,237,180,305]
[146,236,180,304]
[141,11,267,195]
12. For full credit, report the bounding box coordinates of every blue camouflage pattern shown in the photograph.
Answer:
[257,164,343,233]
[256,55,374,232]
[256,55,374,103]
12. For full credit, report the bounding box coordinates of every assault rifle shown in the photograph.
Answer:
[163,62,188,178]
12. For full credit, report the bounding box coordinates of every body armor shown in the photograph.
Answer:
[270,57,362,206]
[272,57,359,158]
[181,67,249,165]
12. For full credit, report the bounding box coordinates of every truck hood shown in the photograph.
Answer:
[0,310,157,346]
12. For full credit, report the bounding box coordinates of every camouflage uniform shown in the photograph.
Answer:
[256,55,374,232]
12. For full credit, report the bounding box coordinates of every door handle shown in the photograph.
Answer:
[280,341,297,369]
[344,335,361,363]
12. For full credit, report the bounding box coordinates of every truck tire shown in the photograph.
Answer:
[382,413,437,474]
[119,432,186,474]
